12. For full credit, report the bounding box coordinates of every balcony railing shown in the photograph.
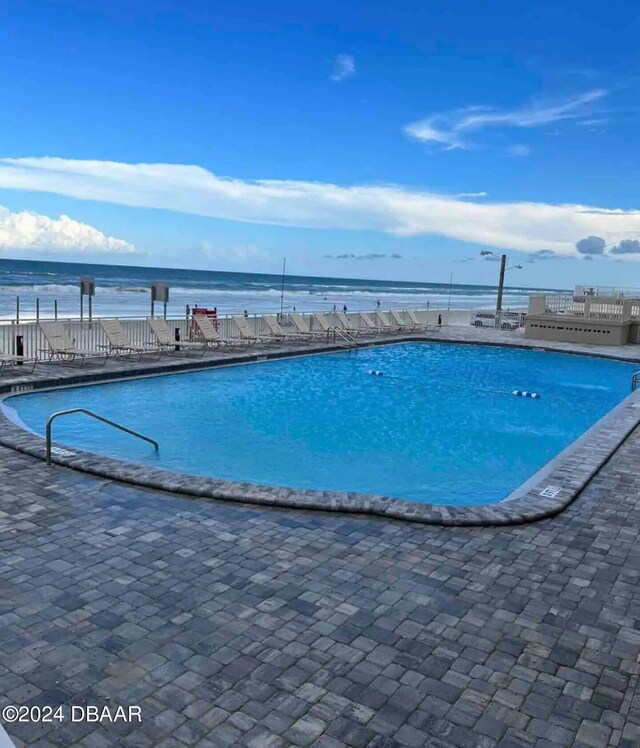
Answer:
[529,294,640,322]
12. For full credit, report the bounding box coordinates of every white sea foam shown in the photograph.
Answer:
[0,265,533,319]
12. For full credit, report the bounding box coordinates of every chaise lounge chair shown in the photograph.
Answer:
[389,309,421,331]
[376,311,404,333]
[359,312,384,334]
[263,315,309,342]
[334,311,369,337]
[39,321,109,367]
[313,313,337,333]
[406,309,434,331]
[231,316,260,345]
[100,319,162,359]
[192,315,244,349]
[290,314,328,340]
[0,350,37,374]
[148,317,208,355]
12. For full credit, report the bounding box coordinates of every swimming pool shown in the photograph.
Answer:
[6,343,637,505]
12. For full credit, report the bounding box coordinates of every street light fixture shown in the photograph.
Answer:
[480,250,522,316]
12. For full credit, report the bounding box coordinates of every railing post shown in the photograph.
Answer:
[46,417,52,465]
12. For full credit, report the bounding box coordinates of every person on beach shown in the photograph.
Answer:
[243,310,248,318]
[438,313,442,325]
[343,304,348,313]
[333,304,336,312]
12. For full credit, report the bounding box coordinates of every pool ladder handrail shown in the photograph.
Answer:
[330,327,358,351]
[632,371,640,392]
[45,408,159,466]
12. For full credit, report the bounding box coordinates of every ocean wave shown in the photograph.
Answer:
[0,278,533,297]
[1,284,158,294]
[0,283,526,309]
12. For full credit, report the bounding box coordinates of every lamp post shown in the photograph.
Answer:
[480,250,522,321]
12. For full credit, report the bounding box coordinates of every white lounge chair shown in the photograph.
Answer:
[360,312,384,334]
[148,317,207,355]
[406,310,434,331]
[290,314,327,340]
[231,316,259,345]
[192,315,242,348]
[263,315,308,342]
[334,311,369,336]
[376,311,404,332]
[100,319,162,359]
[39,322,108,367]
[389,309,421,331]
[0,351,37,374]
[313,313,337,333]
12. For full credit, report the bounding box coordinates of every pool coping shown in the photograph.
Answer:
[2,335,640,526]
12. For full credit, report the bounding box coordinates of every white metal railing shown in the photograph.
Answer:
[46,408,159,465]
[529,294,640,321]
[0,308,512,359]
[587,301,624,320]
[331,328,358,349]
[574,285,640,300]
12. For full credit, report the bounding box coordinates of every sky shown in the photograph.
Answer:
[1,0,640,287]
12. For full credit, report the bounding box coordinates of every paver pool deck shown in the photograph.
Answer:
[2,328,640,747]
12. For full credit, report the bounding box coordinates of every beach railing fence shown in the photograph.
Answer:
[0,308,511,359]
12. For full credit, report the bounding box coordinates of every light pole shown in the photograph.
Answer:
[480,250,522,320]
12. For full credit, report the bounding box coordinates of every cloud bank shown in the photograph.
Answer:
[610,239,640,254]
[574,235,640,259]
[1,156,640,256]
[0,205,136,254]
[405,89,607,150]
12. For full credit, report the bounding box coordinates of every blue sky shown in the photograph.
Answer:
[1,0,640,287]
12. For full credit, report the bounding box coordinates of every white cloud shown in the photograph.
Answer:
[330,54,355,82]
[405,89,607,150]
[2,156,640,257]
[0,204,136,254]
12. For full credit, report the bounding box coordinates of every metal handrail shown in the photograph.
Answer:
[331,327,358,349]
[46,408,159,466]
[632,372,640,392]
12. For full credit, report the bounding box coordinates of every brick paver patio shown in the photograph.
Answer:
[1,415,640,746]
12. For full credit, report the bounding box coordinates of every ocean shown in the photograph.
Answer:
[0,258,564,320]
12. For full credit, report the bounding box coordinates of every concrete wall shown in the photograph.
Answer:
[527,296,547,315]
[525,315,631,345]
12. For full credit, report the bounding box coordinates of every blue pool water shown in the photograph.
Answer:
[7,343,637,505]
